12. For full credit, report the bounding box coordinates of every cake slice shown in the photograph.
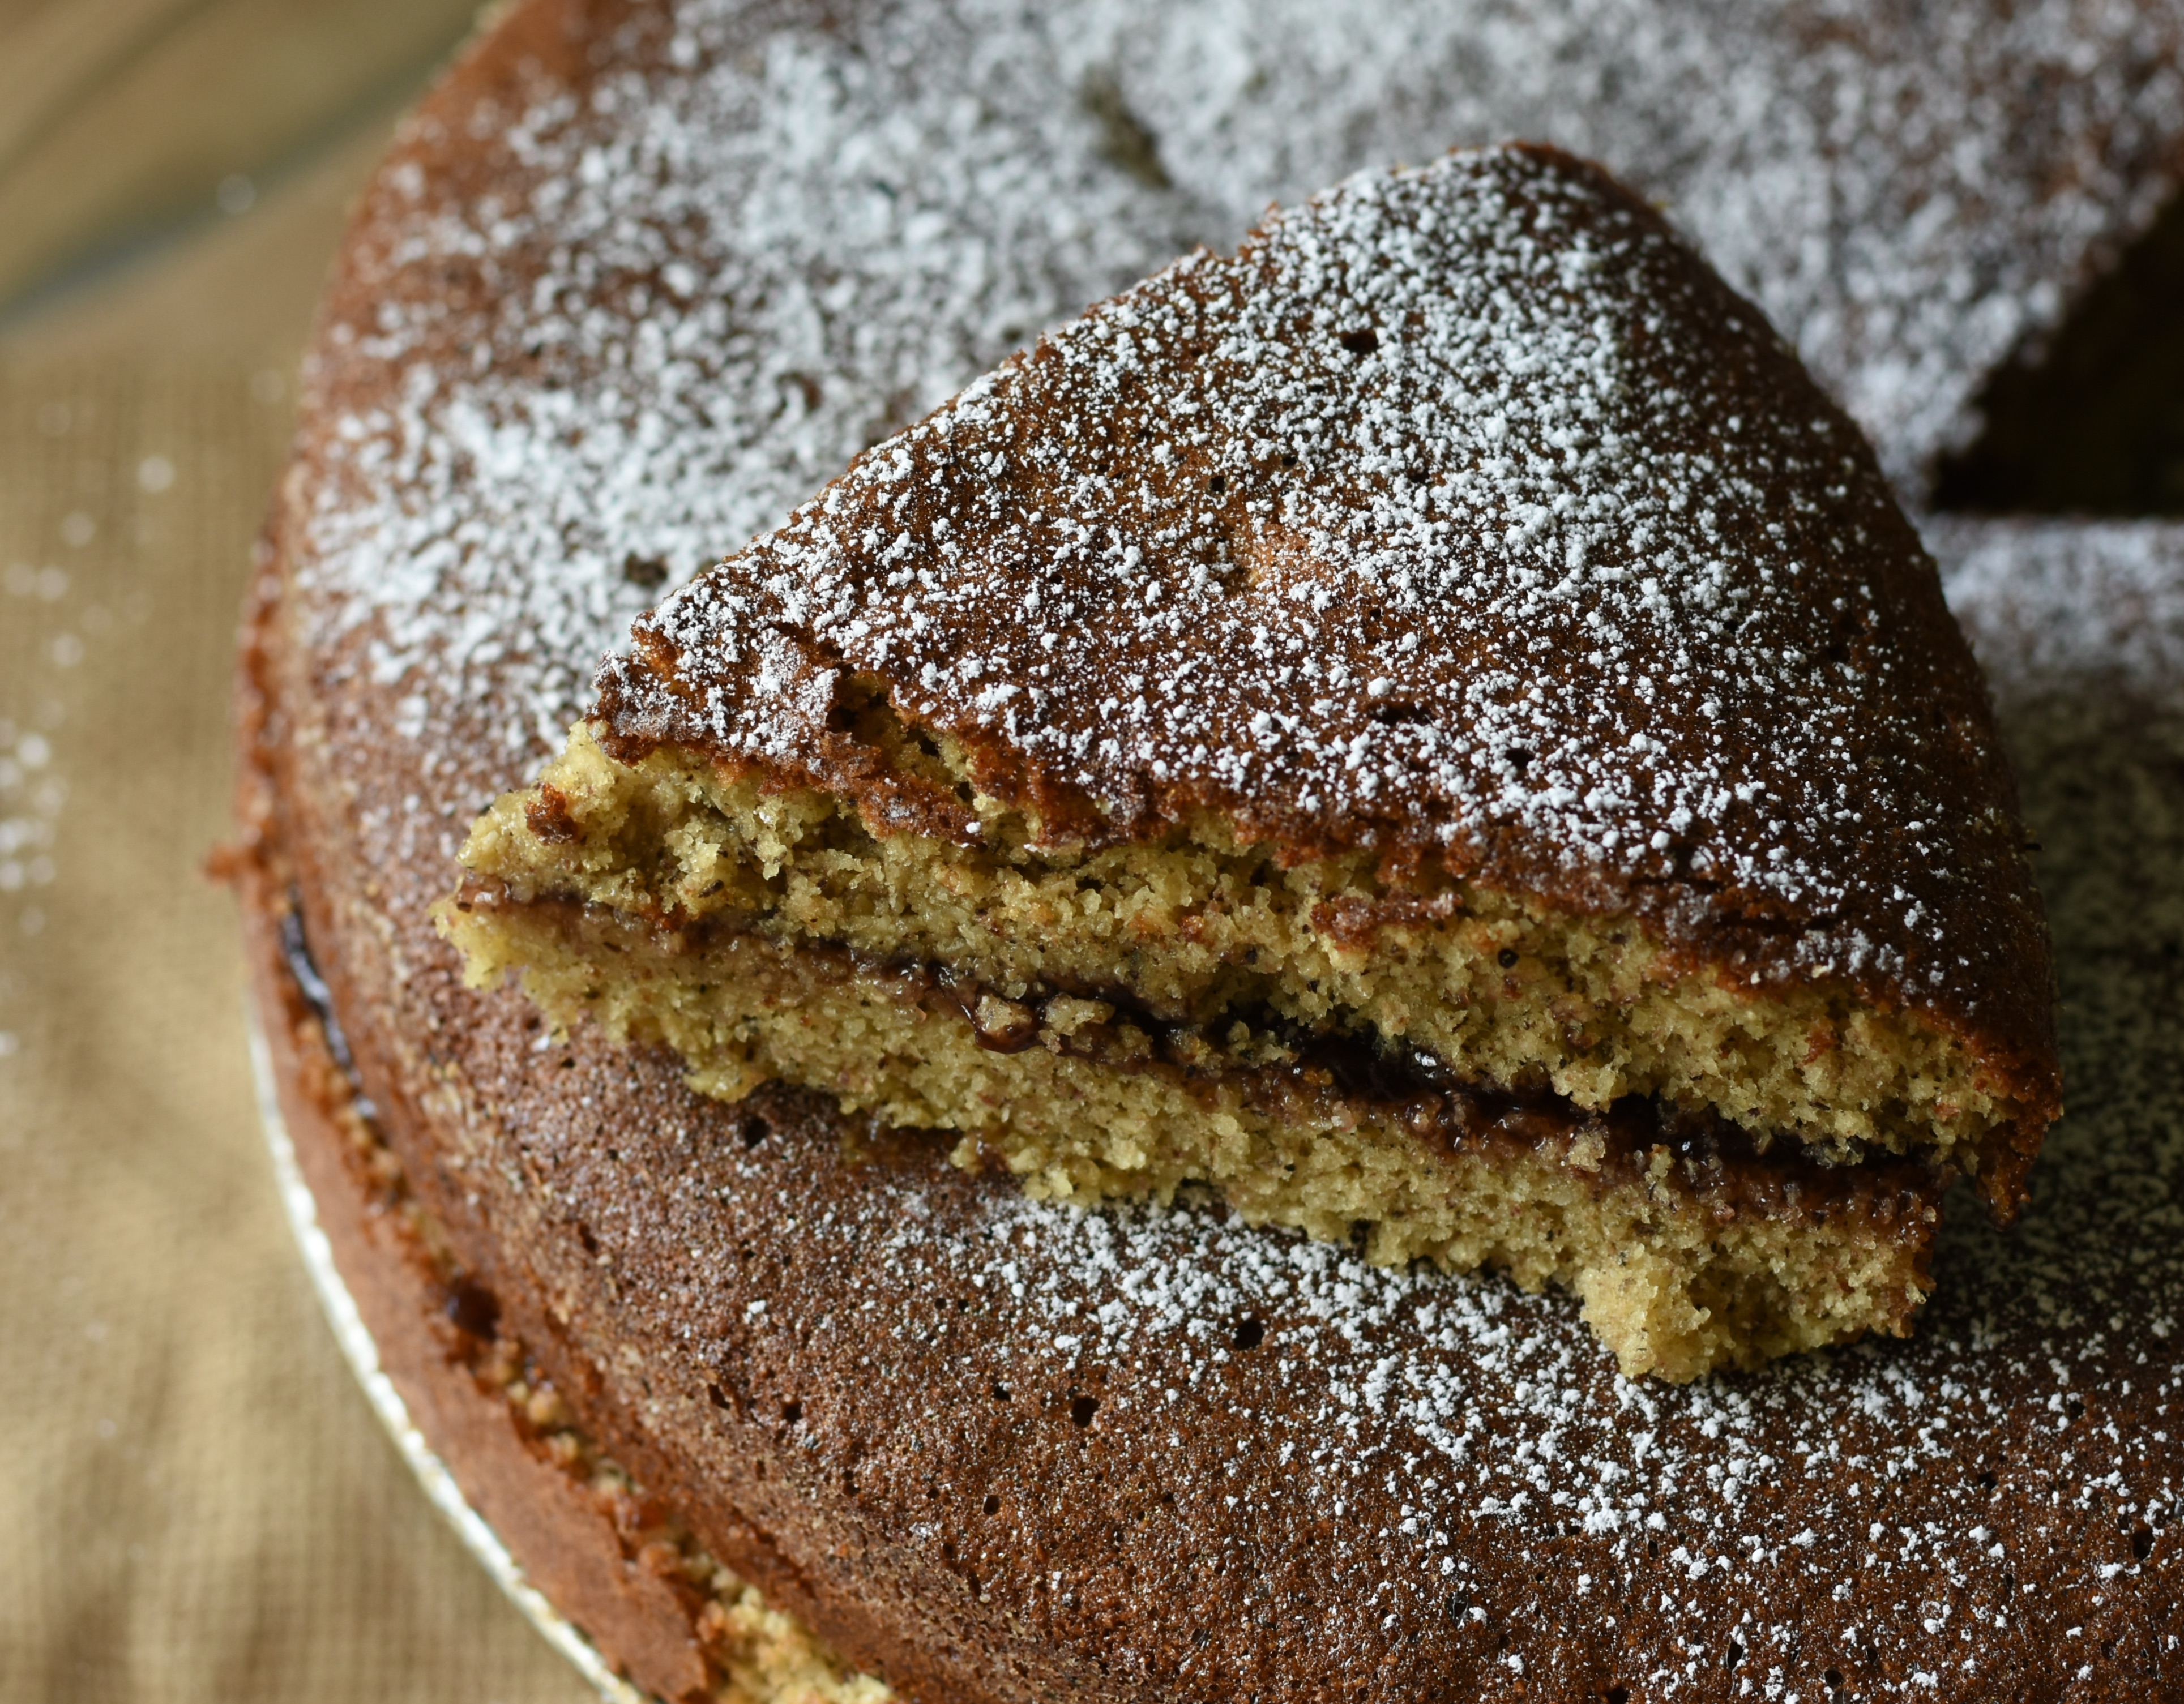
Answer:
[439,143,2058,1381]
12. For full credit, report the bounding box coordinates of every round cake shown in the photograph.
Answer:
[235,1,2184,1698]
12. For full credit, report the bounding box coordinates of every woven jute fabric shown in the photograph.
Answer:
[0,355,599,1702]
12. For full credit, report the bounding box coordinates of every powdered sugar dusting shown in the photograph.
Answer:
[1099,0,2184,497]
[300,3,1193,761]
[667,575,2184,1690]
[1936,516,2184,691]
[616,145,2039,1038]
[293,0,2184,788]
[539,543,2184,1689]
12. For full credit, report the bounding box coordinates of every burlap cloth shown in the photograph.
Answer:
[0,9,595,1698]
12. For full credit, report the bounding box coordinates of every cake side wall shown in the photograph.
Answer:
[243,513,1070,1699]
[237,877,721,1702]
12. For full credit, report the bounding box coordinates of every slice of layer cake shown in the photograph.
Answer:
[439,143,2059,1381]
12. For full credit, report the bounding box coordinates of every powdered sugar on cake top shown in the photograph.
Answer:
[732,512,2184,1687]
[661,512,2184,1690]
[297,0,2184,794]
[609,145,2041,1035]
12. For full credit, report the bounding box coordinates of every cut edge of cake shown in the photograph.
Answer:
[439,721,1963,1383]
[438,143,2061,1380]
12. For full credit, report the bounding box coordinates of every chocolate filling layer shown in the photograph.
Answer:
[895,954,1945,1229]
[278,899,379,1122]
[454,881,1949,1232]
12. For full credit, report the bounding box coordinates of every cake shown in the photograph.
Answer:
[235,0,2184,1698]
[441,143,2057,1382]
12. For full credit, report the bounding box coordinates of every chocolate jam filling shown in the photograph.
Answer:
[894,958,1943,1225]
[278,894,380,1123]
[455,882,1947,1227]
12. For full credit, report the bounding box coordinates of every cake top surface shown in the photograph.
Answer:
[295,0,2184,781]
[599,142,2053,1082]
[421,508,2184,1695]
[288,0,2183,1088]
[271,1,2184,1693]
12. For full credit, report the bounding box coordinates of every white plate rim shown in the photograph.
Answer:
[249,1014,653,1704]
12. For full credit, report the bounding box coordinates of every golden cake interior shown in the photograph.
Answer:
[432,701,2023,1379]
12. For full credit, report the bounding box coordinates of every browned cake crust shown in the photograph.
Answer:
[242,0,2184,1697]
[234,838,723,1702]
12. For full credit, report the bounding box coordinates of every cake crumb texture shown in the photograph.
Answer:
[445,873,1943,1381]
[458,718,2020,1176]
